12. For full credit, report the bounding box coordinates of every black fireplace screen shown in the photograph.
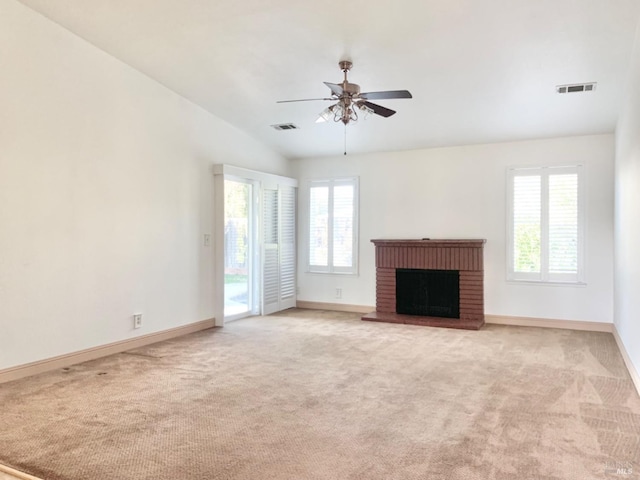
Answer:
[396,269,460,318]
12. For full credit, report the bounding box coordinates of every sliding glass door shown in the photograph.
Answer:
[215,165,297,324]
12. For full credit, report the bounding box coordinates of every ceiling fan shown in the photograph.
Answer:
[277,60,412,125]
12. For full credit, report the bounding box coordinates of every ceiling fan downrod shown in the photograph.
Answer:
[339,60,353,74]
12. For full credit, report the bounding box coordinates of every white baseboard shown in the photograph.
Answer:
[296,303,615,333]
[485,314,613,332]
[296,301,375,314]
[613,326,640,397]
[0,318,216,384]
[0,463,43,480]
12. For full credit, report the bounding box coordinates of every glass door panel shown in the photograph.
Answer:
[224,179,252,318]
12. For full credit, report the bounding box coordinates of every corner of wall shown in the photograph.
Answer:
[613,326,640,397]
[613,10,640,398]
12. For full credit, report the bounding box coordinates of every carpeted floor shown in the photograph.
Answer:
[0,309,639,480]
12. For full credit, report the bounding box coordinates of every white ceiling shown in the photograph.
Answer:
[18,0,640,159]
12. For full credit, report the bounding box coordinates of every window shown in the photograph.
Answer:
[308,177,358,274]
[507,165,584,283]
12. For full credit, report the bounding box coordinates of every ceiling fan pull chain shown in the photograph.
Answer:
[344,124,347,156]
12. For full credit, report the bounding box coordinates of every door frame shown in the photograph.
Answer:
[213,165,297,326]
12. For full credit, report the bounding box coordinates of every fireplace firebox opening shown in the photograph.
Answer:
[396,269,460,319]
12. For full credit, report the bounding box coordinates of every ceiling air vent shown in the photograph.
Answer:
[271,123,299,131]
[556,82,597,94]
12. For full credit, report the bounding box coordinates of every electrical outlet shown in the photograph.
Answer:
[335,288,342,299]
[133,314,143,329]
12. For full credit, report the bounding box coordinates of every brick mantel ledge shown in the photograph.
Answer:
[370,239,486,247]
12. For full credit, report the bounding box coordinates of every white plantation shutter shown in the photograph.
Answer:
[549,174,578,274]
[512,175,541,276]
[262,185,297,315]
[508,165,584,283]
[308,178,358,274]
[279,186,296,307]
[309,186,329,269]
[262,189,279,314]
[333,184,354,268]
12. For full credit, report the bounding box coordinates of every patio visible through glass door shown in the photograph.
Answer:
[224,179,252,318]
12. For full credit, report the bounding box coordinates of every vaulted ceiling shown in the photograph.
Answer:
[18,0,640,159]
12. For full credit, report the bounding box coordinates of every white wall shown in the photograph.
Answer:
[0,0,289,370]
[614,18,640,378]
[294,134,615,323]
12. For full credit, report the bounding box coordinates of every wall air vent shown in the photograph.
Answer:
[271,123,299,131]
[556,83,597,94]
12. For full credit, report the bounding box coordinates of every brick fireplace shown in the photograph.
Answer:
[362,239,486,330]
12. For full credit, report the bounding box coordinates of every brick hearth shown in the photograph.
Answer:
[362,239,486,330]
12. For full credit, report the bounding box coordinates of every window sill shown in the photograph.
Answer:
[506,280,587,287]
[305,270,359,277]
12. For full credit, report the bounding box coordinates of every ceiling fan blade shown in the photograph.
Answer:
[323,82,344,96]
[361,101,396,118]
[360,90,412,100]
[277,98,335,103]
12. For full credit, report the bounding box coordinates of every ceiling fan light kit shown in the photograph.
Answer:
[315,101,374,124]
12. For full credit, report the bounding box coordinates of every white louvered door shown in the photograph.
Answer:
[262,188,279,315]
[279,186,296,310]
[262,185,296,315]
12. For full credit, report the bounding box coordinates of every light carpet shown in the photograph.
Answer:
[0,309,638,480]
